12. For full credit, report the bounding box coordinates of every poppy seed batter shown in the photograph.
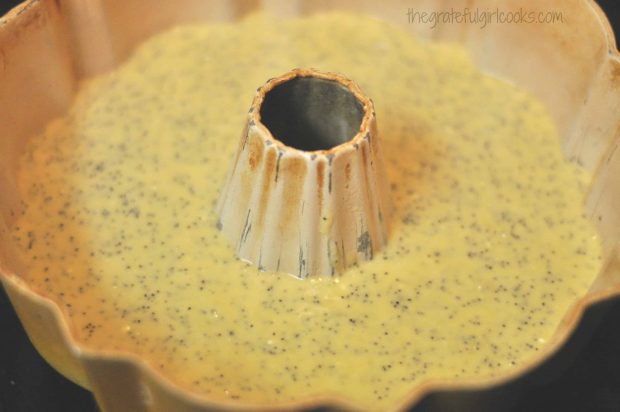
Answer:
[11,12,601,410]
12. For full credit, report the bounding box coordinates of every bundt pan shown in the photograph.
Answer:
[1,0,620,411]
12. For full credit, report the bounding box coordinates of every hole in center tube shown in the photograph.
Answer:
[259,76,365,151]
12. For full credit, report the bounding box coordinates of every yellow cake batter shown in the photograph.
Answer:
[11,11,601,410]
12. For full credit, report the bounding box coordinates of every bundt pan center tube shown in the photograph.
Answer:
[216,68,392,278]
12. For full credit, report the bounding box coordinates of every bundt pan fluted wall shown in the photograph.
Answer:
[0,0,619,411]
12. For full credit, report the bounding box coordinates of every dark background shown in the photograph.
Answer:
[1,1,619,411]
